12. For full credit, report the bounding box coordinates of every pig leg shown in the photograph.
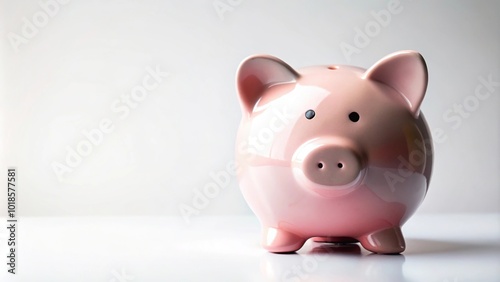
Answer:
[358,226,405,254]
[262,227,305,253]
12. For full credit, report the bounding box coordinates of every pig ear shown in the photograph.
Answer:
[364,51,428,117]
[237,55,298,114]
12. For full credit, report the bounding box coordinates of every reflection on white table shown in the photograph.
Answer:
[0,214,498,281]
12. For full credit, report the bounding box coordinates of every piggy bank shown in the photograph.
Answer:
[235,51,433,254]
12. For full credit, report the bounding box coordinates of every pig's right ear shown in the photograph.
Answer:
[237,55,298,114]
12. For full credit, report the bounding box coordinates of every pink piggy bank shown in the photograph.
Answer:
[235,50,433,254]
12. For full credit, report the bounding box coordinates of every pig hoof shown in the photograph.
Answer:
[312,236,358,244]
[262,227,305,253]
[358,226,405,254]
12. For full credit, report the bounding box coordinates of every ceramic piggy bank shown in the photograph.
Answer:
[235,51,433,254]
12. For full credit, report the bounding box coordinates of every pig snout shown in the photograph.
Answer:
[293,139,365,187]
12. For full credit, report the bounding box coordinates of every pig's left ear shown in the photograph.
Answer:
[364,51,428,117]
[237,55,299,115]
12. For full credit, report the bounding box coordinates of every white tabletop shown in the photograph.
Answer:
[1,214,499,281]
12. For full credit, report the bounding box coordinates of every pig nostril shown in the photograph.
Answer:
[317,163,324,169]
[337,163,343,168]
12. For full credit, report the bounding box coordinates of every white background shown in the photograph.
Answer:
[0,0,499,218]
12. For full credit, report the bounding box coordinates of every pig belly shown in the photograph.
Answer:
[239,165,427,238]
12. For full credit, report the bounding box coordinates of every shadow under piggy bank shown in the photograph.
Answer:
[260,242,406,282]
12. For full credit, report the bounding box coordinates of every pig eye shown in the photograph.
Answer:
[305,109,315,119]
[349,112,360,122]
